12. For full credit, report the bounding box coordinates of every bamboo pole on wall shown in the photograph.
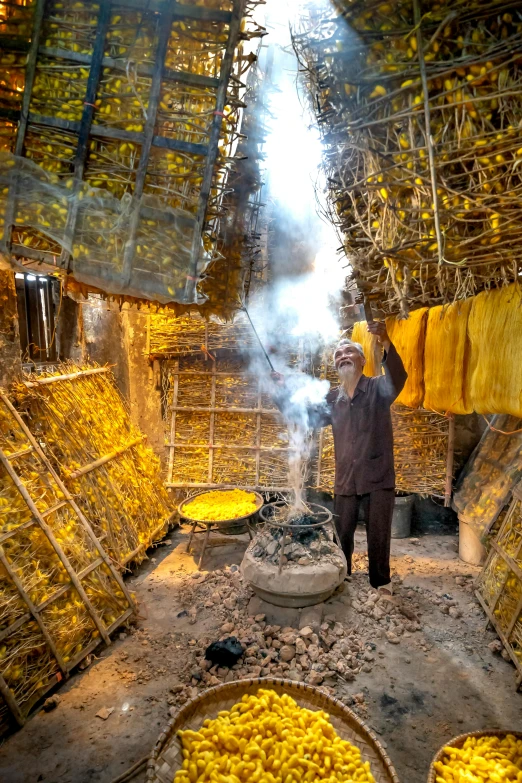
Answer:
[444,414,456,507]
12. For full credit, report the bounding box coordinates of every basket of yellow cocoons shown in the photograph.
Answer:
[146,679,400,783]
[428,730,522,783]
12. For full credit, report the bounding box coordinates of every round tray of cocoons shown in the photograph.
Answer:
[146,678,400,783]
[427,730,522,783]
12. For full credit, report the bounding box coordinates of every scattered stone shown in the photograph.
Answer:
[254,614,266,623]
[223,597,236,611]
[386,632,400,645]
[307,670,323,686]
[169,706,178,718]
[42,694,61,712]
[488,640,503,654]
[295,638,307,656]
[449,606,462,619]
[501,649,511,662]
[96,707,114,721]
[279,645,296,662]
[221,622,235,634]
[299,626,314,638]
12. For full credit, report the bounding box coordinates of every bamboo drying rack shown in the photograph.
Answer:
[12,362,174,569]
[0,0,258,304]
[292,0,522,314]
[0,390,136,732]
[475,480,522,689]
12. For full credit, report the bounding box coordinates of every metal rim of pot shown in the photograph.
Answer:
[259,500,333,529]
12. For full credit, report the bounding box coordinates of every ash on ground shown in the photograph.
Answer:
[249,513,344,568]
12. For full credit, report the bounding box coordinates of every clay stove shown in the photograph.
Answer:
[241,501,347,607]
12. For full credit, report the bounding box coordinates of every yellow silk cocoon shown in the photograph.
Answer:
[467,284,522,417]
[351,321,382,377]
[385,308,428,408]
[423,298,473,414]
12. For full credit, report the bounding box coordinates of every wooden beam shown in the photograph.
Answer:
[38,46,220,89]
[167,360,179,486]
[66,436,145,479]
[120,8,175,286]
[23,366,110,387]
[170,405,281,414]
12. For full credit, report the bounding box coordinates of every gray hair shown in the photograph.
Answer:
[335,338,365,358]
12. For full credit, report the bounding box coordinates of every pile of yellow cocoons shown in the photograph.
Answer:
[174,689,376,783]
[182,489,258,522]
[434,734,522,783]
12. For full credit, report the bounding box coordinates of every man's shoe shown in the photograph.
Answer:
[377,582,393,598]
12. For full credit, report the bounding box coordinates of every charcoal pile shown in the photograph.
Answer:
[249,513,344,567]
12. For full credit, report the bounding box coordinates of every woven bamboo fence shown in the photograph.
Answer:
[0,0,264,305]
[476,480,522,687]
[293,0,522,315]
[0,386,139,735]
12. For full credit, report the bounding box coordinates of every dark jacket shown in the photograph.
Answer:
[309,343,407,496]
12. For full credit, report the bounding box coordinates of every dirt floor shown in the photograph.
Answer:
[0,524,520,783]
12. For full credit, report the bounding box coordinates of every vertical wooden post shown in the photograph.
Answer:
[255,379,261,488]
[167,360,179,484]
[208,361,217,484]
[444,413,455,507]
[0,673,24,727]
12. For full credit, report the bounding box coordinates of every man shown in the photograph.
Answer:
[272,321,407,596]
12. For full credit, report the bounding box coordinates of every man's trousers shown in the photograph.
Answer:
[334,489,395,588]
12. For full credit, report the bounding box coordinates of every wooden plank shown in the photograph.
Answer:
[0,547,68,676]
[59,0,112,268]
[170,405,281,414]
[120,8,176,286]
[168,443,295,452]
[184,0,245,300]
[66,436,145,479]
[23,366,110,387]
[38,46,220,89]
[1,0,46,254]
[166,360,179,485]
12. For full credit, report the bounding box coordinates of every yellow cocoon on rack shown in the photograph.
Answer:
[467,284,522,417]
[423,298,473,415]
[351,321,382,377]
[385,308,428,408]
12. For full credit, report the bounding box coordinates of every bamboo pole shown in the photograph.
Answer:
[444,414,455,507]
[0,672,24,727]
[255,381,262,487]
[208,361,217,484]
[167,443,297,452]
[66,436,145,480]
[23,367,110,388]
[169,405,280,414]
[167,360,179,486]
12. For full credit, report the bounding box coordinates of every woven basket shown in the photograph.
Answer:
[146,678,400,783]
[427,729,522,783]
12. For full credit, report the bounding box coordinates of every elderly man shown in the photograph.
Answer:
[272,321,407,596]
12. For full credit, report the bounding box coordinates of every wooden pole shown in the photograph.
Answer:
[23,367,110,387]
[444,413,455,507]
[66,436,145,479]
[208,361,217,484]
[167,360,179,485]
[413,0,445,266]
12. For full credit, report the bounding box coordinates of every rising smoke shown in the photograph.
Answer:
[241,0,347,510]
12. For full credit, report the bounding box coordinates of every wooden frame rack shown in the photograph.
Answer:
[0,0,246,303]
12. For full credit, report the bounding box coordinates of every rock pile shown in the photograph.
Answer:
[249,528,344,568]
[168,564,425,710]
